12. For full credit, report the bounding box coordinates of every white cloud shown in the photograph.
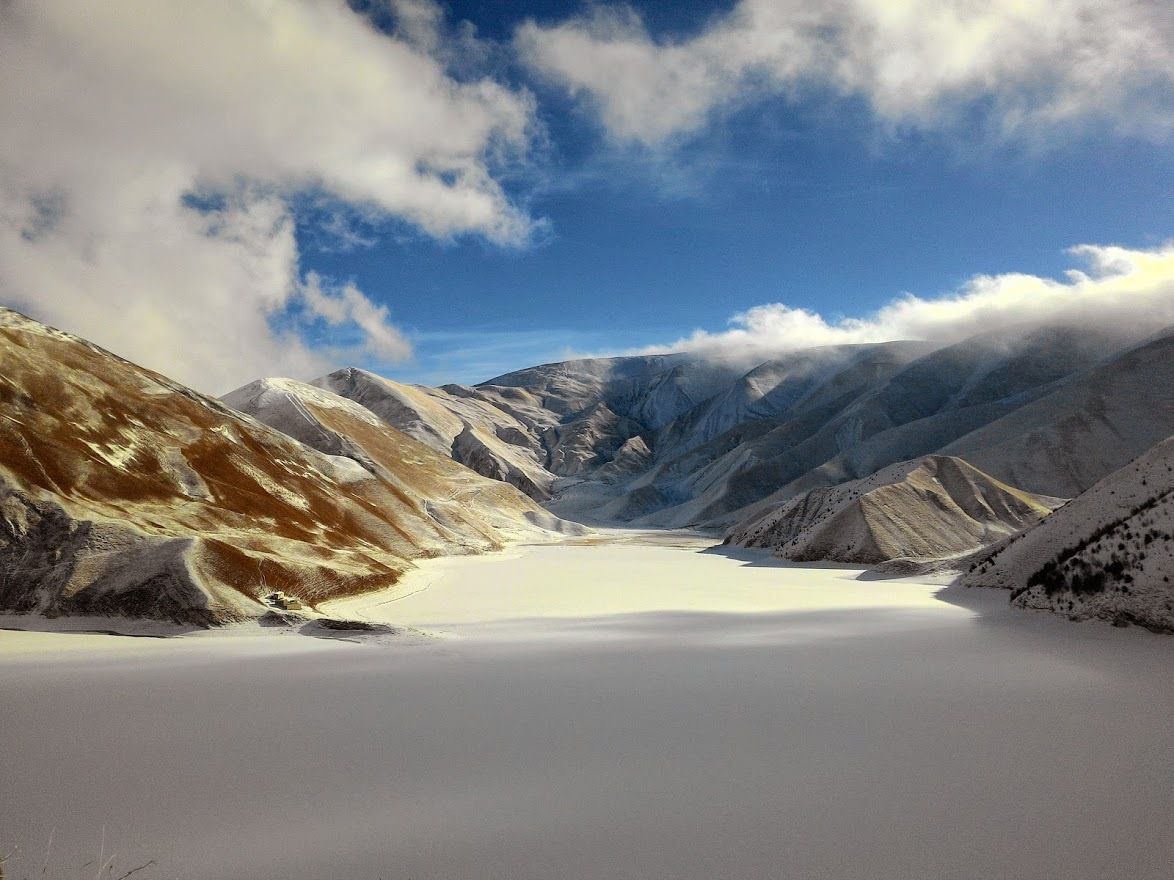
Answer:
[0,0,538,393]
[387,0,445,54]
[517,0,1174,145]
[300,272,412,362]
[641,242,1174,362]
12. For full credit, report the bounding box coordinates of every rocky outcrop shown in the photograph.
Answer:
[0,487,245,625]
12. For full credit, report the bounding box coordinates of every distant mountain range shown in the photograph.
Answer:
[1,307,1170,629]
[306,323,1173,532]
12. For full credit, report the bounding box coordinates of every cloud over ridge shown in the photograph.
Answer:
[640,242,1174,362]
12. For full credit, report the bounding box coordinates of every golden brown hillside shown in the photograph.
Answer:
[0,309,571,625]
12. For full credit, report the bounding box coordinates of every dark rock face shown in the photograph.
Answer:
[0,487,89,614]
[0,485,221,626]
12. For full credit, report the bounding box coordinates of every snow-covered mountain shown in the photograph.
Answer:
[622,325,1170,527]
[221,377,576,540]
[725,456,1062,564]
[960,436,1174,632]
[0,310,577,626]
[331,324,1172,535]
[6,301,1168,630]
[309,368,556,500]
[307,354,748,506]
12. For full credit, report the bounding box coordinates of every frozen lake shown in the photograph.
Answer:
[1,532,1171,879]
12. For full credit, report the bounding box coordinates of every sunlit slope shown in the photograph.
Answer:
[0,310,568,625]
[313,367,556,499]
[726,455,1061,564]
[223,377,581,543]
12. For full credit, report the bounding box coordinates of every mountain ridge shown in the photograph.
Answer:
[0,309,576,626]
[5,305,1171,631]
[347,324,1170,536]
[724,455,1063,565]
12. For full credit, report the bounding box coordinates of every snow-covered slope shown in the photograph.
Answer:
[726,456,1061,564]
[0,310,572,626]
[312,358,745,492]
[937,333,1174,498]
[311,368,555,499]
[621,326,1172,528]
[483,354,740,429]
[214,322,1170,546]
[960,436,1174,632]
[222,378,579,541]
[650,342,929,462]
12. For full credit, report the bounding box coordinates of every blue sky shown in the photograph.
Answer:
[2,0,1171,393]
[300,0,1174,385]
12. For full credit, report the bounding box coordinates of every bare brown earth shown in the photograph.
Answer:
[0,309,571,625]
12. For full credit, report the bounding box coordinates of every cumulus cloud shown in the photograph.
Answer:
[0,0,537,392]
[641,242,1174,362]
[517,0,1174,145]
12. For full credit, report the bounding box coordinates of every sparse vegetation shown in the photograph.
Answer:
[1020,485,1174,599]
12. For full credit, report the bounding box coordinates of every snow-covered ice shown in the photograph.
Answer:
[1,531,1170,880]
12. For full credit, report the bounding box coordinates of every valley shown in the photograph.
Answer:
[0,310,1171,880]
[2,308,1172,631]
[3,4,1171,878]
